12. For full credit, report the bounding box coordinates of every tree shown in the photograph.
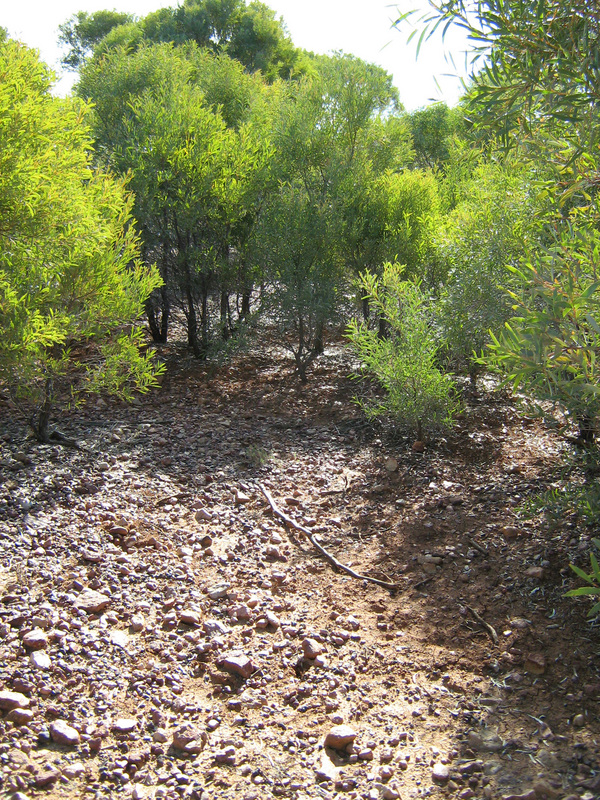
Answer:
[408,0,600,149]
[78,42,274,355]
[347,264,458,440]
[72,0,309,82]
[408,102,464,170]
[0,37,163,442]
[58,10,135,70]
[402,1,600,444]
[435,155,540,384]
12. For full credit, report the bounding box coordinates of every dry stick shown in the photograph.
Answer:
[467,537,488,556]
[466,605,499,645]
[259,483,399,591]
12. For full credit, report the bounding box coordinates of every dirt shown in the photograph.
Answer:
[0,343,598,800]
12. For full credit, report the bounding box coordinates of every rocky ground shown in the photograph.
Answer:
[0,344,599,800]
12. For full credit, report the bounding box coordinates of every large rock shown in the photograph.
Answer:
[302,638,325,660]
[172,724,206,754]
[324,725,357,750]
[0,691,30,711]
[50,720,81,746]
[219,652,254,679]
[22,628,48,650]
[112,718,137,734]
[74,589,110,613]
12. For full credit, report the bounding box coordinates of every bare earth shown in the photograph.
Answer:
[0,344,598,800]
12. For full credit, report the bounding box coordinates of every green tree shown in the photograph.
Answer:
[347,264,458,439]
[58,9,135,70]
[0,38,163,441]
[250,53,403,378]
[435,155,540,384]
[403,1,600,445]
[408,102,465,170]
[73,0,308,82]
[78,42,274,354]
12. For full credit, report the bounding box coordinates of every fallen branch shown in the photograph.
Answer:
[466,605,498,644]
[156,492,192,508]
[467,537,488,556]
[259,483,399,591]
[413,576,434,590]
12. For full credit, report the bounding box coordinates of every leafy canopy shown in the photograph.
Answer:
[0,37,163,439]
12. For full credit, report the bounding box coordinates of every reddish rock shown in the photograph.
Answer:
[22,628,48,650]
[74,589,110,613]
[219,652,254,679]
[172,724,206,754]
[302,638,325,659]
[179,609,202,625]
[112,718,137,734]
[50,720,81,746]
[0,691,30,711]
[324,725,357,750]
[7,707,34,725]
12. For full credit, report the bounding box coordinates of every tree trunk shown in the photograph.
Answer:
[241,288,251,320]
[578,413,596,446]
[159,287,170,342]
[200,286,209,355]
[313,319,324,355]
[186,289,202,359]
[146,288,170,344]
[362,295,369,322]
[30,378,53,443]
[220,291,231,341]
[378,316,389,340]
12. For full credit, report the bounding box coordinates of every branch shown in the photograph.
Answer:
[259,483,399,592]
[466,605,498,644]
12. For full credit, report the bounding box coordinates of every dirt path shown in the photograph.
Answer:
[0,347,598,800]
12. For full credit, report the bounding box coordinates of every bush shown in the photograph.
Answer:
[0,38,163,441]
[347,263,459,439]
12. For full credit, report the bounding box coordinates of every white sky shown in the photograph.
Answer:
[1,0,472,111]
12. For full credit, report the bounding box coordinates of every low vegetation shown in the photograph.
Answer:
[2,0,600,615]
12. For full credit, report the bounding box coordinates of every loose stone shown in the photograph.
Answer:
[50,720,81,746]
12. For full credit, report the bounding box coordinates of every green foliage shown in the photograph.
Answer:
[487,223,600,442]
[249,53,407,379]
[252,183,342,380]
[0,37,163,440]
[347,264,459,438]
[435,155,540,378]
[401,1,600,458]
[408,102,465,170]
[73,0,308,82]
[78,41,275,354]
[565,538,600,618]
[58,10,135,70]
[406,1,600,143]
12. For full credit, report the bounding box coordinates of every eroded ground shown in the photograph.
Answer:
[0,345,598,800]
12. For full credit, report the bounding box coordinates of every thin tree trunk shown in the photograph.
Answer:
[241,288,251,320]
[186,288,202,359]
[362,295,369,322]
[313,319,324,355]
[220,290,230,341]
[30,378,53,443]
[159,287,170,343]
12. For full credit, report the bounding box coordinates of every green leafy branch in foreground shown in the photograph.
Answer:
[565,538,600,617]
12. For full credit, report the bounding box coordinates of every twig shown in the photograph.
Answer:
[156,492,192,507]
[466,605,498,644]
[414,576,434,590]
[259,483,399,591]
[468,537,488,556]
